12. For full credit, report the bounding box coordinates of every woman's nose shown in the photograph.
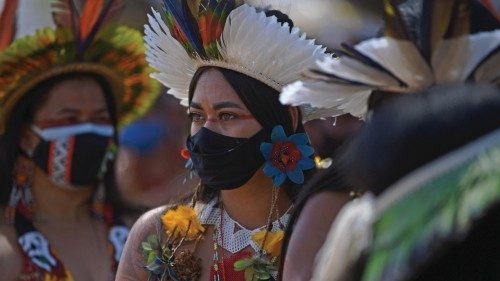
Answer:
[203,118,223,133]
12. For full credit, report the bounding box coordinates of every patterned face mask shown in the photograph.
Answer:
[30,123,115,187]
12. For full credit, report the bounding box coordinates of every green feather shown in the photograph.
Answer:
[362,142,500,281]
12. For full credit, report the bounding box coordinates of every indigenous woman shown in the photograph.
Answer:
[278,0,500,280]
[0,1,158,280]
[116,1,327,280]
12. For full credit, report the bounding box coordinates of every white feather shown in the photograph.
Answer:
[473,50,500,84]
[219,4,325,87]
[279,29,500,119]
[315,55,401,88]
[280,80,372,118]
[144,8,197,104]
[432,30,500,83]
[355,37,434,93]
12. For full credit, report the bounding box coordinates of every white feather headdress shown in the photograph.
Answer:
[280,0,500,119]
[144,1,327,121]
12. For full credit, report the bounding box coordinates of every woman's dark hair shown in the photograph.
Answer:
[186,10,315,203]
[339,83,500,196]
[0,72,131,215]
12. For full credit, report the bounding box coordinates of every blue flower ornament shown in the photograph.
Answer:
[260,126,315,186]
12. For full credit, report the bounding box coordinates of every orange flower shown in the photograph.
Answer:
[251,230,284,257]
[161,205,205,241]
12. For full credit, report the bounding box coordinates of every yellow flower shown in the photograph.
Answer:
[161,205,205,241]
[43,270,74,281]
[251,230,285,257]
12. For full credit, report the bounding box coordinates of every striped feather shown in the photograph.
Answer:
[79,0,124,53]
[51,0,124,57]
[80,0,106,40]
[199,0,235,57]
[162,0,205,56]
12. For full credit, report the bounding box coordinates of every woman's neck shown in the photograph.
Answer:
[31,167,94,223]
[220,170,292,230]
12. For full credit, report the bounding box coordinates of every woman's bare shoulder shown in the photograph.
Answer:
[0,212,23,280]
[134,205,173,236]
[116,205,172,281]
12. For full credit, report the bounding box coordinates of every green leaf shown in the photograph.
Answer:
[255,271,271,280]
[147,251,157,264]
[142,241,152,252]
[253,265,268,274]
[245,268,256,281]
[147,234,159,249]
[161,247,172,260]
[234,258,255,270]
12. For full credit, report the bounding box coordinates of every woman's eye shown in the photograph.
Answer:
[94,116,111,124]
[219,112,236,121]
[63,116,79,124]
[188,112,205,123]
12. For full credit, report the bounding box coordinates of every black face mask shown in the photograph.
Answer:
[31,124,114,187]
[186,127,267,190]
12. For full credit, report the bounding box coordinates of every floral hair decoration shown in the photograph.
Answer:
[260,125,315,186]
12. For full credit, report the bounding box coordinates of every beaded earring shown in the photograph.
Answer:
[5,156,34,224]
[91,142,116,221]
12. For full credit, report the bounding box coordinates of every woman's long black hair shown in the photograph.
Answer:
[0,72,131,216]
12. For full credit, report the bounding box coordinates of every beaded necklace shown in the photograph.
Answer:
[207,186,288,281]
[212,204,226,281]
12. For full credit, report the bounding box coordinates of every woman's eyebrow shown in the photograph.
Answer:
[212,101,243,110]
[93,107,109,114]
[189,102,202,109]
[56,108,79,115]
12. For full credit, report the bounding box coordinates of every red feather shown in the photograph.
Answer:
[80,0,105,40]
[481,0,500,20]
[0,0,19,51]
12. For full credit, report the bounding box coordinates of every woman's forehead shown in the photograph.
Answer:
[36,78,108,115]
[192,69,245,107]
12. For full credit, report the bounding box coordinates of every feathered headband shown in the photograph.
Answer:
[0,0,160,133]
[144,0,328,121]
[280,0,500,119]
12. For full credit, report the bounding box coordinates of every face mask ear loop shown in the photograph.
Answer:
[19,148,34,160]
[97,141,117,180]
[30,124,44,139]
[19,124,43,159]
